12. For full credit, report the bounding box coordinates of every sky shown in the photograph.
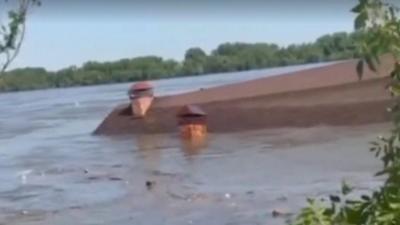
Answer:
[3,0,358,71]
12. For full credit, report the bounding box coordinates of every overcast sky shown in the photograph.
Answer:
[3,0,358,71]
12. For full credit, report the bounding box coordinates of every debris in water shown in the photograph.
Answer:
[146,180,156,190]
[272,208,292,218]
[224,193,232,199]
[246,191,255,195]
[277,195,288,201]
[87,176,101,181]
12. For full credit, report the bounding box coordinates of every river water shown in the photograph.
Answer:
[0,63,386,225]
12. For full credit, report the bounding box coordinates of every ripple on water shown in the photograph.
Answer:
[0,181,126,211]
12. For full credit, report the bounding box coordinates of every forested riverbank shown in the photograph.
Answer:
[0,31,361,92]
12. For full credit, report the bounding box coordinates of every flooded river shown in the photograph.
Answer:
[0,63,387,225]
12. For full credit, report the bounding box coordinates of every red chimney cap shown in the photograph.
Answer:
[131,81,153,91]
[177,105,207,117]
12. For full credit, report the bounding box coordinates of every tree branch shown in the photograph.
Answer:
[0,19,25,73]
[0,0,39,74]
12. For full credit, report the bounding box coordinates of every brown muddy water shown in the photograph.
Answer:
[0,63,387,225]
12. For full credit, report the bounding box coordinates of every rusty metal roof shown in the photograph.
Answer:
[177,105,207,117]
[131,81,153,91]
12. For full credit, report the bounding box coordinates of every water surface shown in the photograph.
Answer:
[0,62,385,225]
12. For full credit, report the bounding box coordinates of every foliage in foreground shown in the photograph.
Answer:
[0,0,40,73]
[291,1,400,225]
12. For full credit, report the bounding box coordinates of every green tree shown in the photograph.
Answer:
[182,47,207,75]
[0,30,366,92]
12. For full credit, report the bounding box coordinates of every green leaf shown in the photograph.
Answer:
[365,55,378,72]
[389,83,400,96]
[375,169,387,176]
[329,195,341,203]
[352,3,364,13]
[388,202,400,209]
[361,195,371,201]
[355,10,368,30]
[342,181,354,195]
[376,213,395,222]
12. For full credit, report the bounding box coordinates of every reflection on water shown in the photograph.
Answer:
[180,137,208,159]
[134,133,210,169]
[135,134,165,172]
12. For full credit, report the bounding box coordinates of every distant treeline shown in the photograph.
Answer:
[0,32,362,92]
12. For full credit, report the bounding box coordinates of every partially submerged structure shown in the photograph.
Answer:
[128,81,154,118]
[177,105,207,139]
[94,56,395,135]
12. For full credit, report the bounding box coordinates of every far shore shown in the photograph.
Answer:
[0,61,339,95]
